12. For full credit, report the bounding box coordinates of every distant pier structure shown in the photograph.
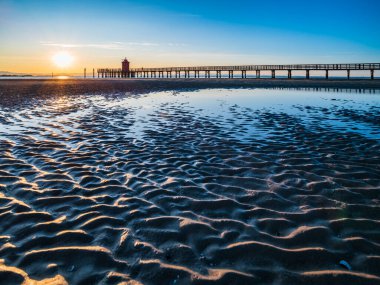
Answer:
[97,60,379,79]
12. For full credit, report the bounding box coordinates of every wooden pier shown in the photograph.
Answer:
[97,63,379,80]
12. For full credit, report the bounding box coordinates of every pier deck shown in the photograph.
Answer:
[97,63,380,79]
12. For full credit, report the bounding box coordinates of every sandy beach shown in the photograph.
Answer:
[0,79,380,284]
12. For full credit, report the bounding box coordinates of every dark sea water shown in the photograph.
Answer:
[0,86,379,284]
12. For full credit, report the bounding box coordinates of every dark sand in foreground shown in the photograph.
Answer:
[0,79,380,284]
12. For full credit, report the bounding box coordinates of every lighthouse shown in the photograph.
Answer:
[122,58,130,72]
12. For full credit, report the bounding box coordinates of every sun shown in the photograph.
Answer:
[52,51,74,68]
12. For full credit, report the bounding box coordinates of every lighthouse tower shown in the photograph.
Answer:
[122,58,130,72]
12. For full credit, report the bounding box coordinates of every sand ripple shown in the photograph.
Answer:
[0,83,379,284]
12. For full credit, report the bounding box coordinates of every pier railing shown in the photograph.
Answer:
[130,63,380,72]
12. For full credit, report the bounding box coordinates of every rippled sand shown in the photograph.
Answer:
[0,80,380,284]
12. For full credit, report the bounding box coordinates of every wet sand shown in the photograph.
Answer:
[0,80,380,284]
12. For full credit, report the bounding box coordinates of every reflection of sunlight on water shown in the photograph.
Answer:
[56,76,69,80]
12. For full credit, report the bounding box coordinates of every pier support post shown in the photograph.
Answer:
[256,70,260,79]
[216,71,221,78]
[84,68,86,79]
[288,70,292,79]
[347,70,350,80]
[325,70,329,79]
[306,70,310,79]
[371,69,374,80]
[228,70,234,78]
[271,70,275,79]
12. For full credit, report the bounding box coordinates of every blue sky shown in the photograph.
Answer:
[1,0,379,73]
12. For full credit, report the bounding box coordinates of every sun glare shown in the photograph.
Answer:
[52,52,74,68]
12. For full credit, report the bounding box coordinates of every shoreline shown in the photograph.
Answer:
[1,78,380,90]
[1,78,379,109]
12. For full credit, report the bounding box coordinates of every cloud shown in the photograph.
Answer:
[40,41,160,49]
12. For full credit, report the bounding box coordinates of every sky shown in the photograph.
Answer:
[0,0,380,74]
